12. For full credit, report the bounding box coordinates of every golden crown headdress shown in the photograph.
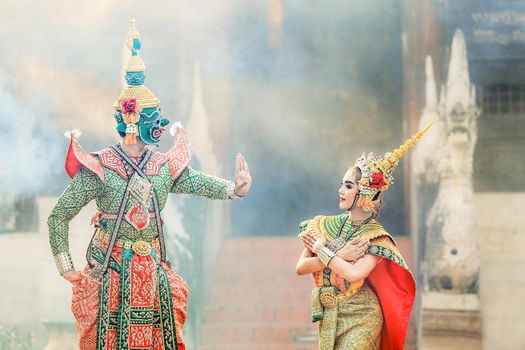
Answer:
[113,16,160,144]
[354,123,433,212]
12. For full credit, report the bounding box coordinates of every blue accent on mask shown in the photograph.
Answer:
[114,107,170,145]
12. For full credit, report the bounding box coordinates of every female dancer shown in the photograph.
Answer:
[296,125,431,350]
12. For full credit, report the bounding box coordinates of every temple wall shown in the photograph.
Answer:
[476,192,525,350]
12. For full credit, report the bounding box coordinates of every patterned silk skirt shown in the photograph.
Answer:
[319,284,383,350]
[70,236,188,350]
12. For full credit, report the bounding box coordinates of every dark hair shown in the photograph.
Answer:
[348,165,383,217]
[348,165,362,183]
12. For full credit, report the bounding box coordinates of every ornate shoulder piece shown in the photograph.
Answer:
[297,216,319,240]
[164,124,192,180]
[298,220,309,235]
[298,215,340,240]
[93,147,128,180]
[144,151,168,176]
[358,221,391,242]
[367,232,409,270]
[93,147,170,180]
[65,129,104,182]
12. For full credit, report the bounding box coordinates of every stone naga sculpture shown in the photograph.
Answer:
[416,29,481,293]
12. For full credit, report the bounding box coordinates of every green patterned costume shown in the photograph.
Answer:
[48,16,247,350]
[48,131,237,349]
[49,164,236,257]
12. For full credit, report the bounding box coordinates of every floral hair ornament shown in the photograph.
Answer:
[354,122,434,212]
[121,98,142,144]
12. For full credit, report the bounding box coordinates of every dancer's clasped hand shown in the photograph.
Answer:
[63,270,100,291]
[300,231,326,254]
[301,230,369,262]
[337,238,370,262]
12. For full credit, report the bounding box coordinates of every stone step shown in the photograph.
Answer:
[203,304,311,324]
[207,285,311,304]
[197,343,319,350]
[219,237,303,251]
[213,260,304,271]
[197,344,318,350]
[211,269,311,282]
[198,322,317,344]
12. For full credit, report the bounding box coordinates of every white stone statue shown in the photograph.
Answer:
[418,29,481,293]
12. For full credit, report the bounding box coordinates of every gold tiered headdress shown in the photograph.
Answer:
[113,16,161,144]
[354,123,433,212]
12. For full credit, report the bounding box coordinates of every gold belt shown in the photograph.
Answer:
[319,280,365,309]
[97,229,157,257]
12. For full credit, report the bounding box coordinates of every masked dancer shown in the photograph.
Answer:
[48,17,252,350]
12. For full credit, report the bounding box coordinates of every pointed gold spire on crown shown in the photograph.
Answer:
[125,15,145,73]
[376,122,434,173]
[113,16,160,110]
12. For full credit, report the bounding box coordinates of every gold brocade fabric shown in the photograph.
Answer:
[300,214,397,350]
[331,283,383,350]
[300,214,413,350]
[313,283,383,350]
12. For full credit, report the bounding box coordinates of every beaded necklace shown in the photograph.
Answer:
[322,214,374,287]
[326,214,374,253]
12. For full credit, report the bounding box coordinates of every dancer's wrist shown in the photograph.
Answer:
[54,252,75,276]
[318,247,336,267]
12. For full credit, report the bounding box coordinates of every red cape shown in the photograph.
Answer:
[368,258,416,350]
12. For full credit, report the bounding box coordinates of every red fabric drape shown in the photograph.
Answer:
[65,137,82,179]
[367,259,416,350]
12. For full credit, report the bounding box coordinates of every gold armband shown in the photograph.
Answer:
[54,252,75,276]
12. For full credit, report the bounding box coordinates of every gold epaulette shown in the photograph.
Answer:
[357,224,391,242]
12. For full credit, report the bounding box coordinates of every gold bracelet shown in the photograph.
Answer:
[227,182,242,199]
[318,246,336,267]
[54,252,75,276]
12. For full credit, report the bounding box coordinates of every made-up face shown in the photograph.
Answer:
[114,106,170,145]
[137,107,170,144]
[338,167,360,211]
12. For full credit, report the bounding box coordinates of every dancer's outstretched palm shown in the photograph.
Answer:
[234,153,252,197]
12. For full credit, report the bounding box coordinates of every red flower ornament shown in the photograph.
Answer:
[121,98,137,115]
[369,171,388,189]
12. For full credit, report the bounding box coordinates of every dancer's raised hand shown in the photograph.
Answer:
[234,153,252,197]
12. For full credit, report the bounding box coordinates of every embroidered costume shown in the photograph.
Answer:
[300,216,414,350]
[299,125,432,350]
[48,18,239,350]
